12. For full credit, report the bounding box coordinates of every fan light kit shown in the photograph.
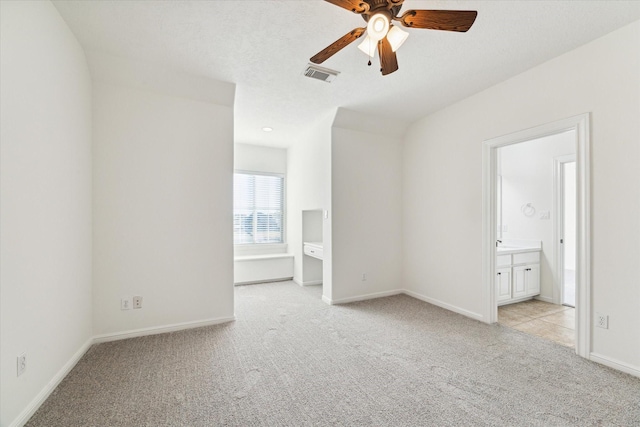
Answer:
[310,0,478,76]
[367,12,390,41]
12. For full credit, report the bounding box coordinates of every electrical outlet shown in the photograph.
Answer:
[133,296,143,309]
[596,313,608,329]
[17,353,26,377]
[121,297,132,310]
[362,273,367,281]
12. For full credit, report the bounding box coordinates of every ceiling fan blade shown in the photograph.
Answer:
[310,27,366,64]
[323,0,369,14]
[378,37,398,76]
[395,10,477,32]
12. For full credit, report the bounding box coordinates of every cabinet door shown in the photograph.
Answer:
[525,264,540,296]
[512,266,527,298]
[496,268,512,302]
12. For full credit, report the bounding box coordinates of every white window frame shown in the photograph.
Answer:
[233,170,286,247]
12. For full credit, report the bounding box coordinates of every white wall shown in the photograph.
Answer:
[287,113,333,295]
[500,131,575,301]
[92,55,235,336]
[403,21,640,369]
[234,143,286,175]
[331,117,404,303]
[0,2,92,425]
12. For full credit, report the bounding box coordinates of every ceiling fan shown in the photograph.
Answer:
[310,0,477,76]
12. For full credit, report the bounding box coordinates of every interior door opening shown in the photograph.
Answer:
[482,113,591,358]
[494,132,576,348]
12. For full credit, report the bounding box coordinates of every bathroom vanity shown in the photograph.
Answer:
[496,244,541,305]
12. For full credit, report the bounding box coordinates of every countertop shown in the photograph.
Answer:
[496,246,541,255]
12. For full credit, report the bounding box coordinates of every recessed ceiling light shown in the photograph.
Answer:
[262,127,273,132]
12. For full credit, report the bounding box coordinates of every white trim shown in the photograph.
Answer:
[321,289,484,322]
[234,278,293,286]
[92,316,235,344]
[293,278,323,287]
[553,153,577,306]
[403,289,485,322]
[234,253,293,262]
[574,114,591,359]
[590,353,640,378]
[300,280,323,286]
[9,338,93,427]
[482,140,499,324]
[10,317,237,426]
[482,113,591,359]
[322,289,403,305]
[534,295,554,304]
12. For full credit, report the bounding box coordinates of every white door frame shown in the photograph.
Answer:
[553,154,577,306]
[481,113,591,358]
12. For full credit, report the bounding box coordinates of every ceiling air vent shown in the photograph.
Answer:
[303,64,339,83]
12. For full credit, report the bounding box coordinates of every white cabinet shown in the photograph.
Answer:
[303,242,323,260]
[512,265,527,298]
[496,268,512,303]
[525,264,540,295]
[496,250,540,306]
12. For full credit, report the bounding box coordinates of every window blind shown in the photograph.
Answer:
[233,172,284,244]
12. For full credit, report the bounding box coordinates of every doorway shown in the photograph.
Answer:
[555,156,577,307]
[494,133,576,347]
[482,113,591,358]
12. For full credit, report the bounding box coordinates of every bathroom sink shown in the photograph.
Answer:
[497,245,539,253]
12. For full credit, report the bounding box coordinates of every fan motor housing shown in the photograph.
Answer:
[361,0,402,22]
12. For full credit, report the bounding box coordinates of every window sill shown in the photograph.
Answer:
[234,253,294,262]
[234,243,288,257]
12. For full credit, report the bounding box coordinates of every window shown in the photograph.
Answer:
[233,172,284,244]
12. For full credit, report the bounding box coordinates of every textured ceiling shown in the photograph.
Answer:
[52,0,640,147]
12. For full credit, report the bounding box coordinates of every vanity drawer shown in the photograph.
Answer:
[496,255,511,267]
[304,244,323,260]
[513,251,540,265]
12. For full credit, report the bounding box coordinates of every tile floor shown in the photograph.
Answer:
[498,299,575,347]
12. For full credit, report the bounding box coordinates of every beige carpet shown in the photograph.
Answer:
[27,281,640,426]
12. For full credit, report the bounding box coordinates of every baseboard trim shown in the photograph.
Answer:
[293,278,322,287]
[324,289,404,305]
[322,295,332,305]
[534,295,554,303]
[301,280,322,286]
[590,352,640,378]
[234,277,293,286]
[402,289,485,322]
[92,316,236,344]
[9,337,93,427]
[11,316,237,426]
